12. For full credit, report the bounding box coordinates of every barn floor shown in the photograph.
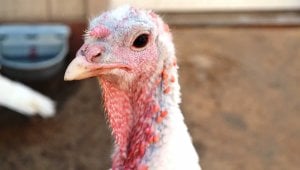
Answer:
[0,26,299,170]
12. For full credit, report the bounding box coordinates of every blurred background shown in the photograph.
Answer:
[0,0,300,170]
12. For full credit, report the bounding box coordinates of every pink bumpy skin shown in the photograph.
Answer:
[89,25,110,39]
[64,5,200,170]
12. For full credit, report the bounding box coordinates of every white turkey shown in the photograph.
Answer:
[0,74,55,118]
[64,5,201,170]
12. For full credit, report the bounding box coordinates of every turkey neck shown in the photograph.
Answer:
[98,66,178,169]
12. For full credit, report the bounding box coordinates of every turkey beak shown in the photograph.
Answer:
[64,44,131,81]
[64,43,106,81]
[64,56,96,81]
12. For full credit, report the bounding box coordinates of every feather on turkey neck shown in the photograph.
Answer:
[64,6,200,170]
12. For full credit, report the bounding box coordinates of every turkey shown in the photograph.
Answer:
[0,74,55,118]
[64,5,201,170]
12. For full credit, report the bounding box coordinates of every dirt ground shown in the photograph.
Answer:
[0,27,299,170]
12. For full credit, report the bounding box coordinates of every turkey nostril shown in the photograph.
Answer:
[91,52,102,63]
[95,52,101,57]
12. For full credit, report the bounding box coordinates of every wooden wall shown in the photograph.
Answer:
[111,0,300,12]
[0,0,108,22]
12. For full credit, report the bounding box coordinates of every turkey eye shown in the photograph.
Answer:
[132,34,149,48]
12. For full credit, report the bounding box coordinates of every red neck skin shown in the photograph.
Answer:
[99,71,165,170]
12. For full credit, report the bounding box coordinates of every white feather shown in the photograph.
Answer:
[0,74,55,118]
[140,28,201,170]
